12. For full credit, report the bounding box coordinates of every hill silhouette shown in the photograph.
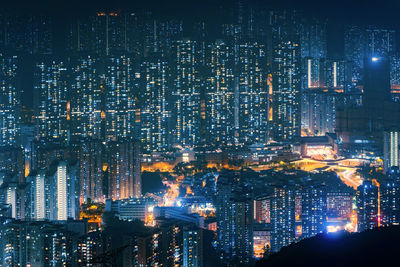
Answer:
[256,226,400,267]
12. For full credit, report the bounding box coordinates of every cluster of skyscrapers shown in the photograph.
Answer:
[214,170,353,263]
[0,216,203,266]
[3,1,400,266]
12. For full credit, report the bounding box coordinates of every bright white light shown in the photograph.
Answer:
[372,57,379,62]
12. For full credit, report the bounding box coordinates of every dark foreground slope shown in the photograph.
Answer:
[256,226,400,267]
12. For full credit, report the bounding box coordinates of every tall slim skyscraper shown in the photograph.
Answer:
[139,54,171,152]
[300,186,327,238]
[384,130,400,172]
[104,55,136,142]
[183,227,203,267]
[53,161,67,220]
[26,171,46,220]
[107,140,141,199]
[34,60,69,142]
[0,54,21,147]
[47,161,78,221]
[272,38,301,141]
[238,42,268,144]
[302,89,337,136]
[357,181,379,232]
[70,55,103,140]
[216,173,253,264]
[206,40,235,147]
[77,140,106,203]
[344,25,367,87]
[270,186,296,252]
[230,195,254,264]
[173,39,201,147]
[380,180,400,226]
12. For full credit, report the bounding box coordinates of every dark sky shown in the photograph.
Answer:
[3,0,400,28]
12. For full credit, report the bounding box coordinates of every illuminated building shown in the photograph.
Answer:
[300,186,327,238]
[356,181,379,232]
[304,58,322,89]
[156,219,184,266]
[33,60,69,142]
[366,27,396,58]
[299,19,327,59]
[107,140,141,199]
[322,59,348,89]
[139,54,171,152]
[205,40,235,147]
[133,231,163,266]
[344,25,367,87]
[104,55,136,142]
[172,39,201,147]
[26,170,46,220]
[0,54,21,147]
[327,192,353,219]
[77,231,106,265]
[0,146,24,183]
[0,220,85,266]
[380,181,400,226]
[230,196,254,264]
[302,89,337,136]
[270,186,296,252]
[43,228,75,265]
[216,173,254,264]
[215,173,234,259]
[384,130,400,172]
[69,55,104,140]
[117,219,197,267]
[0,221,44,266]
[301,57,348,137]
[183,227,203,267]
[272,38,301,141]
[47,161,79,221]
[76,139,106,203]
[254,196,271,223]
[390,52,400,98]
[0,176,18,218]
[238,42,268,145]
[49,161,67,220]
[105,197,156,223]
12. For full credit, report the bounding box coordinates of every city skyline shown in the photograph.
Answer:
[2,0,400,266]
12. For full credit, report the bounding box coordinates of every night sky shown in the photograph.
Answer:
[3,0,400,25]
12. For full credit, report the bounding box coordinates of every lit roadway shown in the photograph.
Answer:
[334,168,361,189]
[251,158,364,189]
[292,158,364,189]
